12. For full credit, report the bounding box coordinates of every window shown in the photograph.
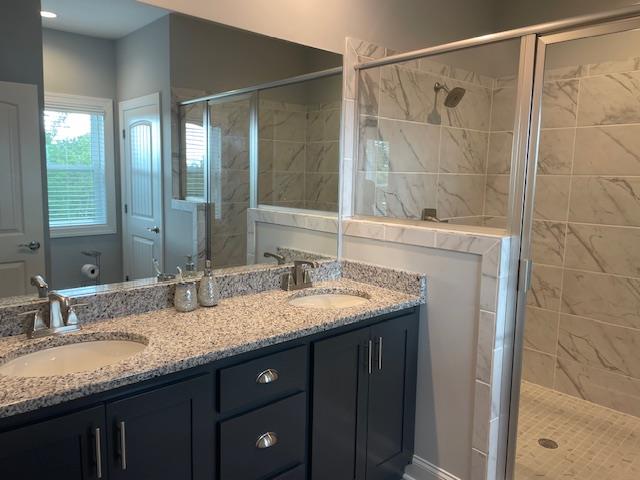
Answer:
[44,93,116,237]
[184,121,206,200]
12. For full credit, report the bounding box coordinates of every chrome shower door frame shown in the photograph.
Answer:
[505,14,640,480]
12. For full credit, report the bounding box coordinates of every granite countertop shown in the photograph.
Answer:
[0,278,422,419]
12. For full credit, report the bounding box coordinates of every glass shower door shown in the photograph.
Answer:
[512,20,640,480]
[207,93,254,268]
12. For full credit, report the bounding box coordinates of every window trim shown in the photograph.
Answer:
[44,92,117,238]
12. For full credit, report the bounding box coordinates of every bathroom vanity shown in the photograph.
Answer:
[0,264,425,480]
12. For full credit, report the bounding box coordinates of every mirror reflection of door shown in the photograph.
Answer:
[119,93,163,281]
[0,81,46,297]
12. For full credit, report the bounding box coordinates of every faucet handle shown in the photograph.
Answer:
[19,309,47,337]
[66,303,89,326]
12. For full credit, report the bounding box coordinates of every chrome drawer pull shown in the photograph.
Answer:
[256,368,280,384]
[94,427,103,479]
[256,431,278,449]
[118,420,127,470]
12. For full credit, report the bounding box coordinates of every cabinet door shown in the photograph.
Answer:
[0,406,106,480]
[311,327,370,480]
[106,374,214,480]
[366,315,418,480]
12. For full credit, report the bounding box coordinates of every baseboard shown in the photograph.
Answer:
[403,455,462,480]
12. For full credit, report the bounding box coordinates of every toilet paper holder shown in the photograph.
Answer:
[81,250,102,285]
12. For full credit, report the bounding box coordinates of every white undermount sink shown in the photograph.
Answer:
[0,339,146,378]
[288,291,370,309]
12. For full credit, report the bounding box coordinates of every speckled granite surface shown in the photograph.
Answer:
[0,278,423,419]
[0,260,341,338]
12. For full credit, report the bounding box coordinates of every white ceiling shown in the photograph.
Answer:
[41,0,169,39]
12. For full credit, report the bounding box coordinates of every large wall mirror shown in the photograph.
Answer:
[0,0,342,300]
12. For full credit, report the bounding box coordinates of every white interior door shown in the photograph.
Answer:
[0,81,46,297]
[119,93,163,281]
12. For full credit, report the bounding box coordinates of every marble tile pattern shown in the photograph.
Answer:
[356,56,518,228]
[209,98,252,268]
[522,59,640,418]
[0,277,423,419]
[260,98,340,213]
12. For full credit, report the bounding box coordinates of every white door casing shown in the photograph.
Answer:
[0,81,46,297]
[119,93,163,281]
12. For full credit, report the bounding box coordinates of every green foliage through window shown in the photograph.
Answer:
[44,110,107,228]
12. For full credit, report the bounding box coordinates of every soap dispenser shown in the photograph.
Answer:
[174,267,198,312]
[198,260,220,307]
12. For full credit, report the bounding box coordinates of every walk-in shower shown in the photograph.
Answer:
[353,5,640,480]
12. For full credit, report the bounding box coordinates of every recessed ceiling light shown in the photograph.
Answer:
[40,11,57,19]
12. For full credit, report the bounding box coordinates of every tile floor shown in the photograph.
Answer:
[515,381,640,480]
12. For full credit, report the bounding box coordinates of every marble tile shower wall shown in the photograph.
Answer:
[259,99,340,211]
[356,59,516,227]
[523,57,640,418]
[210,99,251,268]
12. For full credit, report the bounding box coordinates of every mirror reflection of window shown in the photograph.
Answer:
[44,94,116,238]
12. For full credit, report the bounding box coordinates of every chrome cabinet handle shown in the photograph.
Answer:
[368,340,373,374]
[146,226,160,234]
[118,420,127,470]
[378,337,383,371]
[19,240,41,251]
[94,427,103,479]
[256,368,280,384]
[256,432,278,449]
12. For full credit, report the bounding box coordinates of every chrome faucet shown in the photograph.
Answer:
[20,291,85,338]
[264,252,286,265]
[30,275,49,298]
[282,260,318,291]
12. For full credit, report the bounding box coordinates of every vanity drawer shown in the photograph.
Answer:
[219,345,307,412]
[219,393,306,480]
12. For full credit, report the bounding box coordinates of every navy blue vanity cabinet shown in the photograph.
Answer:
[311,327,370,479]
[365,315,418,480]
[0,405,106,480]
[311,312,419,480]
[106,374,214,480]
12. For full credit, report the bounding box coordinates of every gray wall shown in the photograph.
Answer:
[170,14,341,95]
[142,0,498,55]
[495,0,638,31]
[42,29,123,289]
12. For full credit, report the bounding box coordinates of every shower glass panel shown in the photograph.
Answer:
[258,73,342,212]
[355,39,522,228]
[514,26,640,480]
[207,94,253,268]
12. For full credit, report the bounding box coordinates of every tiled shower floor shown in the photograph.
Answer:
[515,382,640,480]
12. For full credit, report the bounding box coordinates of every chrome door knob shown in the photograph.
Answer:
[19,241,41,251]
[146,226,160,234]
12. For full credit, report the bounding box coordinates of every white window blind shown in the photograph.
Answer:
[44,94,116,237]
[184,122,206,200]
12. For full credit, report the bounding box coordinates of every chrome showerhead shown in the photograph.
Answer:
[434,82,466,108]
